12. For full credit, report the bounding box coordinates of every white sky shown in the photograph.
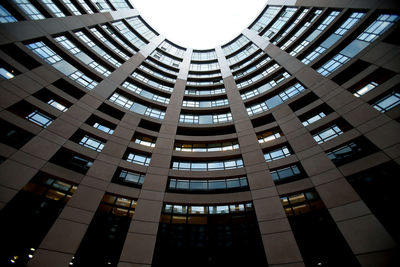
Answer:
[129,0,268,49]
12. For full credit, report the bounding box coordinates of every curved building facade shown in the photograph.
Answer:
[0,0,400,266]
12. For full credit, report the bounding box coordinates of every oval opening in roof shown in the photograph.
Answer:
[131,0,267,49]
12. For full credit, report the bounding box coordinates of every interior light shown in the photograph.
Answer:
[28,254,33,259]
[10,259,15,264]
[69,262,73,265]
[30,248,35,251]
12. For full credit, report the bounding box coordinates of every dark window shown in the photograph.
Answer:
[98,103,125,120]
[176,125,236,136]
[138,119,161,132]
[167,177,249,193]
[71,193,136,267]
[331,60,370,85]
[281,189,361,266]
[52,79,85,99]
[326,136,379,166]
[0,172,77,266]
[0,43,41,70]
[270,164,307,185]
[49,148,93,174]
[0,119,34,149]
[33,88,71,112]
[346,161,400,243]
[251,113,275,128]
[153,202,268,267]
[288,92,319,112]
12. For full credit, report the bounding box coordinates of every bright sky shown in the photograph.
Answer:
[130,0,267,49]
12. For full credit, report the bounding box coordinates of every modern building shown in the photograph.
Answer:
[0,0,399,266]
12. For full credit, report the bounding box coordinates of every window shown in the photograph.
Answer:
[312,124,344,144]
[101,24,135,54]
[257,129,283,143]
[301,12,365,64]
[299,104,333,126]
[262,7,298,39]
[112,20,146,49]
[54,35,111,77]
[191,50,217,61]
[246,83,306,115]
[345,162,400,243]
[264,145,292,162]
[288,10,339,55]
[112,168,145,188]
[71,193,136,266]
[174,141,239,152]
[280,189,323,216]
[236,64,286,89]
[77,0,94,14]
[26,41,98,89]
[326,136,378,166]
[89,27,129,60]
[250,6,281,32]
[85,115,116,134]
[109,0,132,10]
[122,81,170,104]
[168,177,248,193]
[132,133,156,147]
[0,67,15,79]
[372,90,400,112]
[109,92,165,120]
[124,150,151,166]
[150,50,182,68]
[13,0,45,20]
[0,119,34,149]
[50,148,93,174]
[131,71,173,92]
[353,81,378,97]
[179,113,232,124]
[1,172,77,265]
[90,0,112,12]
[26,110,53,128]
[240,71,291,100]
[172,158,244,171]
[61,0,81,15]
[78,135,105,152]
[159,40,185,58]
[270,164,305,184]
[126,16,158,41]
[222,35,250,55]
[0,4,17,23]
[40,0,65,17]
[317,14,399,76]
[75,31,122,67]
[281,188,360,266]
[185,87,225,96]
[280,9,323,50]
[272,8,309,44]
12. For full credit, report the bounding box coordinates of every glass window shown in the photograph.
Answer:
[313,124,343,144]
[26,110,53,128]
[264,145,292,162]
[13,0,45,20]
[0,4,17,23]
[372,91,400,112]
[126,152,151,166]
[40,0,65,17]
[317,14,399,76]
[79,135,105,152]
